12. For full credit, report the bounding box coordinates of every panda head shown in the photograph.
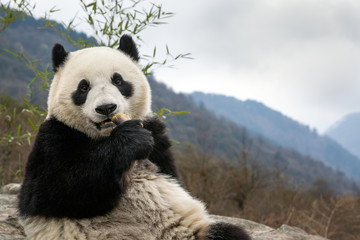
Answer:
[47,35,152,139]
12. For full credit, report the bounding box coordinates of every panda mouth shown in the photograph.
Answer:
[95,119,116,130]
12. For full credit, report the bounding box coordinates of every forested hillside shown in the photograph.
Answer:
[190,92,360,182]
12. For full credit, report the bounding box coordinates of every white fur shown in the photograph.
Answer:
[20,160,213,240]
[47,46,152,138]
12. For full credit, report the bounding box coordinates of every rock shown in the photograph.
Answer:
[0,184,25,240]
[0,184,329,240]
[0,184,21,195]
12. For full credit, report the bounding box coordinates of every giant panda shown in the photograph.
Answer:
[18,35,251,240]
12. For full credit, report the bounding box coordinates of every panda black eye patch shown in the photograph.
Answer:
[72,79,90,106]
[111,72,133,98]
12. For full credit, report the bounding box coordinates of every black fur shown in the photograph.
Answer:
[72,79,90,106]
[143,116,179,179]
[111,72,133,98]
[118,35,140,62]
[52,43,69,72]
[18,117,154,219]
[206,222,251,240]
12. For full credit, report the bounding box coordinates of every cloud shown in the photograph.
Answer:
[147,0,360,132]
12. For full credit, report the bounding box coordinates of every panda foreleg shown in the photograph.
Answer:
[142,116,179,179]
[205,222,251,240]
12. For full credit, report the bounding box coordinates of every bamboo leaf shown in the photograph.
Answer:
[17,124,22,136]
[27,118,36,131]
[88,15,94,25]
[166,111,190,116]
[153,46,156,58]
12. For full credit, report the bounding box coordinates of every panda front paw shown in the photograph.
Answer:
[142,116,166,135]
[111,120,154,160]
[141,116,179,178]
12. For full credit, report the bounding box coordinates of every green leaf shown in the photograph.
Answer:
[153,46,156,58]
[3,49,20,58]
[27,118,36,131]
[166,111,190,116]
[88,15,94,25]
[17,124,22,136]
[170,139,180,144]
[86,2,96,8]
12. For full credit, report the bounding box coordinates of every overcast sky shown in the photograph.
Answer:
[28,0,360,133]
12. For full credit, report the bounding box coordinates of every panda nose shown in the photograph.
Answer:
[95,104,117,116]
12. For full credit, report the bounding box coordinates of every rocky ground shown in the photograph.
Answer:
[0,184,329,240]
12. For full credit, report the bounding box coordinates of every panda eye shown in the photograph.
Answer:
[114,78,122,86]
[79,80,90,93]
[112,73,123,86]
[80,85,89,93]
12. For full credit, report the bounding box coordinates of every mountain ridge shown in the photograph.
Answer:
[326,112,360,159]
[189,91,360,182]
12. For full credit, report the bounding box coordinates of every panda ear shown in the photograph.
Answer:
[118,35,140,62]
[52,43,69,72]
